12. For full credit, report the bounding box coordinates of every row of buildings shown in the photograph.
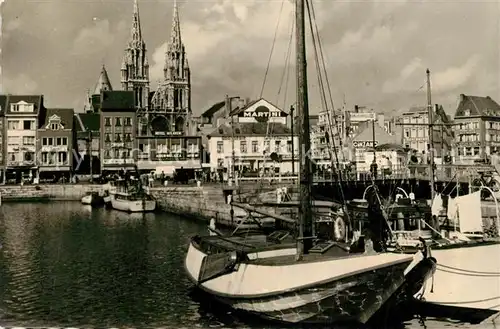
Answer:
[3,0,499,182]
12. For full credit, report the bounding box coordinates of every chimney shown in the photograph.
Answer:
[460,94,466,102]
[354,105,359,113]
[238,98,246,109]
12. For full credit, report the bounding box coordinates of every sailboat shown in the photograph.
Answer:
[184,0,436,325]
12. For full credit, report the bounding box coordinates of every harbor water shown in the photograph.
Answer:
[0,202,488,328]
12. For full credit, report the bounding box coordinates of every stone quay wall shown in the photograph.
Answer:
[150,186,247,227]
[0,184,103,201]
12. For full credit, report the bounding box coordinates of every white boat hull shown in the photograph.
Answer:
[419,242,500,312]
[81,195,92,205]
[111,197,156,213]
[185,237,436,324]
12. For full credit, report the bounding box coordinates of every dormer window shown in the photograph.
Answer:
[464,109,471,116]
[11,101,34,113]
[46,114,63,130]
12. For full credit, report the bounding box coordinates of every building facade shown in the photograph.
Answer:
[0,95,6,181]
[37,108,75,180]
[3,95,45,183]
[99,91,137,173]
[207,99,298,177]
[400,105,453,157]
[75,112,101,175]
[453,94,500,163]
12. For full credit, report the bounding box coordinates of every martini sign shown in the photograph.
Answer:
[241,105,283,123]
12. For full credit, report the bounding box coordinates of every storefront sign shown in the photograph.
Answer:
[240,105,284,122]
[353,140,378,148]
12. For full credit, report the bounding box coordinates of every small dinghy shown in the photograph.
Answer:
[81,192,104,207]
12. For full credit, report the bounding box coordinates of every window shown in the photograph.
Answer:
[405,129,410,138]
[240,141,247,153]
[124,133,132,142]
[56,137,62,145]
[275,141,281,153]
[51,123,59,130]
[62,137,68,146]
[125,117,132,126]
[23,136,35,145]
[217,141,223,153]
[105,117,111,126]
[115,134,122,142]
[42,137,48,146]
[252,141,258,153]
[116,118,122,127]
[7,137,20,145]
[464,109,471,116]
[11,104,19,112]
[105,134,111,142]
[58,152,67,164]
[41,152,48,164]
[7,121,18,130]
[47,137,53,146]
[23,120,33,130]
[104,150,111,158]
[287,140,292,153]
[473,147,480,156]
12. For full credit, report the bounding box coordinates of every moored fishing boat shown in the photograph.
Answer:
[184,0,436,324]
[111,191,156,213]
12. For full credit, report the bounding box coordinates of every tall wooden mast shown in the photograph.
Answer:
[426,69,435,200]
[296,0,314,258]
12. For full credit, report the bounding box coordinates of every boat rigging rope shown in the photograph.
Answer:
[306,0,350,222]
[259,0,285,98]
[434,295,500,305]
[436,263,500,276]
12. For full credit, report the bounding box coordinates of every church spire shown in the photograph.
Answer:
[130,0,143,48]
[121,0,150,109]
[170,0,182,48]
[94,64,113,95]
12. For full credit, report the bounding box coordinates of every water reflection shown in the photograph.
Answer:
[0,202,479,329]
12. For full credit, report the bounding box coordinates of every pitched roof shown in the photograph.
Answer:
[93,65,113,94]
[100,91,135,111]
[41,108,74,129]
[454,94,500,118]
[353,123,397,145]
[201,100,225,118]
[4,95,44,114]
[228,99,260,116]
[76,112,101,132]
[208,122,292,137]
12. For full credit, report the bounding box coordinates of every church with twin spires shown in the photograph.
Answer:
[83,0,201,175]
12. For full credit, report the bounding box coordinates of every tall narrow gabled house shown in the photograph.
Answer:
[136,0,201,176]
[37,108,75,181]
[121,0,149,110]
[3,95,45,182]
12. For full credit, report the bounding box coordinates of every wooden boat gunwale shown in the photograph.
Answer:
[187,237,417,299]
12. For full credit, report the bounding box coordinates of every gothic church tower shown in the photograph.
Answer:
[151,0,191,131]
[121,0,150,109]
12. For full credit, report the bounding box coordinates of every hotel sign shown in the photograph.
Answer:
[154,131,183,136]
[353,140,378,148]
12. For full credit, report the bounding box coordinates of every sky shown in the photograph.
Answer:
[1,0,499,117]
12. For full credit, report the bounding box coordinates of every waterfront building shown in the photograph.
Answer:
[74,111,101,175]
[399,105,453,157]
[452,94,500,163]
[99,90,137,173]
[351,123,400,176]
[207,98,298,177]
[37,108,75,181]
[3,94,45,183]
